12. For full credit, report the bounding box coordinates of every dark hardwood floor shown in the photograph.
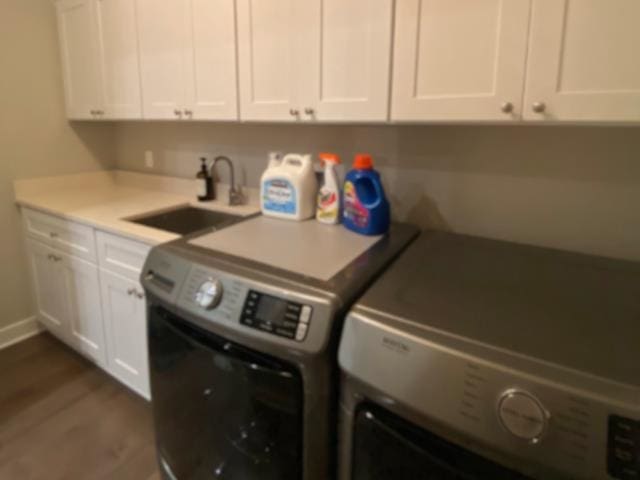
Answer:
[0,332,160,480]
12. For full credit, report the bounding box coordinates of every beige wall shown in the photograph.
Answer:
[0,0,115,329]
[115,122,640,261]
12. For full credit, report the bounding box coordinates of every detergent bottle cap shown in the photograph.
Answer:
[319,152,341,165]
[353,154,373,170]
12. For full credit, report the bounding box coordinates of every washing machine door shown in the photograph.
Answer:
[352,403,530,480]
[148,305,303,480]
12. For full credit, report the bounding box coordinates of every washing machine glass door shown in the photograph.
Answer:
[148,305,303,480]
[352,403,529,480]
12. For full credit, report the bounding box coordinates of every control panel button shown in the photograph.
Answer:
[498,390,548,443]
[295,323,308,341]
[608,415,640,479]
[299,305,312,324]
[195,279,223,310]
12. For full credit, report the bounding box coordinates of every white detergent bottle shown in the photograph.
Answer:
[261,153,317,221]
[316,153,341,224]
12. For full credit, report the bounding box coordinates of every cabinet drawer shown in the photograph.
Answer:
[22,208,96,262]
[96,231,151,281]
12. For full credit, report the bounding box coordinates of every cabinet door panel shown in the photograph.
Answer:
[137,0,186,119]
[94,0,143,119]
[236,0,299,121]
[303,0,393,121]
[184,0,238,120]
[524,0,640,121]
[27,240,68,340]
[100,270,150,399]
[56,0,102,119]
[63,255,107,367]
[391,0,530,121]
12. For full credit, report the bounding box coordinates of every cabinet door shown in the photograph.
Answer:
[61,254,107,367]
[183,0,238,120]
[94,0,143,119]
[100,269,150,399]
[137,0,187,120]
[391,0,531,121]
[524,0,640,122]
[26,240,68,341]
[56,0,103,119]
[236,0,300,121]
[302,0,393,122]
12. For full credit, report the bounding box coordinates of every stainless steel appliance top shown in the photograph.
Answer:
[189,216,384,281]
[351,230,640,387]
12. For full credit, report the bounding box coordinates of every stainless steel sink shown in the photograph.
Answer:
[128,206,244,235]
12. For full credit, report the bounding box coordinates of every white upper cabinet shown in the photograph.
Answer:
[236,0,299,121]
[391,0,531,122]
[56,0,102,119]
[301,0,393,122]
[94,0,143,119]
[185,0,239,119]
[237,0,393,122]
[524,0,640,122]
[56,0,142,120]
[137,0,187,119]
[137,0,238,120]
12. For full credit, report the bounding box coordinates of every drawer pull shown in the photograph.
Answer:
[49,232,59,239]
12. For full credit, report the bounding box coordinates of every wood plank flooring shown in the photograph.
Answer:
[0,332,160,480]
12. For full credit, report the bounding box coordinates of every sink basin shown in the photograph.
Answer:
[128,206,244,235]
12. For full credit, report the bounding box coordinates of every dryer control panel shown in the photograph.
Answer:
[608,415,640,479]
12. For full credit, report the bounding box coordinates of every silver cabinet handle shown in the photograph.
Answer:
[48,254,62,262]
[96,109,104,115]
[136,291,145,300]
[90,109,96,115]
[174,109,182,117]
[184,109,193,116]
[289,108,299,116]
[304,107,314,115]
[501,102,514,114]
[532,102,546,113]
[127,287,135,296]
[49,232,58,238]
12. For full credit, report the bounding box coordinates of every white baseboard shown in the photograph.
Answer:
[0,316,43,350]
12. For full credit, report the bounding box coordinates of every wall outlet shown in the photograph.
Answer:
[144,150,154,169]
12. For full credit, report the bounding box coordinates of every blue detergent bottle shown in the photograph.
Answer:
[343,154,390,236]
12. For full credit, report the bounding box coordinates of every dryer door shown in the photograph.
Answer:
[352,403,530,480]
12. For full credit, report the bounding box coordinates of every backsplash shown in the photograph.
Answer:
[114,122,640,261]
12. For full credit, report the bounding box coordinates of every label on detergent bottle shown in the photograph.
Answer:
[317,187,339,222]
[343,181,369,228]
[263,178,297,214]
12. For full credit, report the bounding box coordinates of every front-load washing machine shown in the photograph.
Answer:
[141,216,418,480]
[338,231,640,480]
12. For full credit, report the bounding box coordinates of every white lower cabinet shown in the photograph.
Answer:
[100,269,150,399]
[24,209,151,400]
[26,239,107,367]
[27,239,69,341]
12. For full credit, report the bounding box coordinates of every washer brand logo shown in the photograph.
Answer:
[381,337,410,355]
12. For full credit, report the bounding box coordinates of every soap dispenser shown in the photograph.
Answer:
[196,157,214,201]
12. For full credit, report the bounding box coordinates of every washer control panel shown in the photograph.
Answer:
[240,290,312,341]
[608,415,640,479]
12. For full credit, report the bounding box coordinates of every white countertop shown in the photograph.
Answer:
[14,170,261,245]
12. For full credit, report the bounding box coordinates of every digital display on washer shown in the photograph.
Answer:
[255,294,289,325]
[241,290,311,341]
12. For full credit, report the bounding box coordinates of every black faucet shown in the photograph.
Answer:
[211,156,244,206]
